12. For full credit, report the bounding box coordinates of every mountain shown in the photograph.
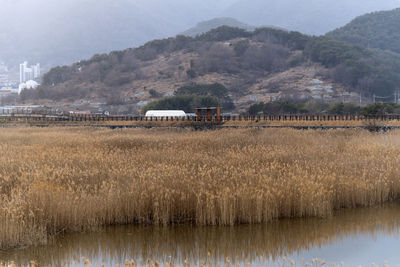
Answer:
[181,18,256,37]
[0,0,236,74]
[19,27,400,114]
[2,0,400,77]
[221,0,400,35]
[327,8,400,54]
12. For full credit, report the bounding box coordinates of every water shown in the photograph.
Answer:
[1,203,400,266]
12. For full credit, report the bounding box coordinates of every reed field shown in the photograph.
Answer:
[1,127,400,250]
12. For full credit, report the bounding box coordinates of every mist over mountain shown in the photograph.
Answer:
[2,0,400,76]
[0,0,235,72]
[222,0,400,35]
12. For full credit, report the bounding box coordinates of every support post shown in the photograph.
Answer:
[206,108,212,121]
[216,107,221,121]
[197,108,202,121]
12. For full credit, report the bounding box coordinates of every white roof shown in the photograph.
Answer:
[145,110,186,117]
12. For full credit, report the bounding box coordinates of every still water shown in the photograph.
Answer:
[1,203,400,266]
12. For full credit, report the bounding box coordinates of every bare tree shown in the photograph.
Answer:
[243,44,290,72]
[331,64,353,86]
[120,52,140,72]
[195,43,238,74]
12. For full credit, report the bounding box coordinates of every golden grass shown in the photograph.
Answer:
[1,127,400,249]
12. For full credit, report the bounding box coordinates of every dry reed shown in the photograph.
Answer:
[1,127,400,249]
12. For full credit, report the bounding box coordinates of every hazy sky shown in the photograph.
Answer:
[1,0,400,73]
[223,0,400,34]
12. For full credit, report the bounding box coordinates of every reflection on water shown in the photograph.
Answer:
[1,203,400,266]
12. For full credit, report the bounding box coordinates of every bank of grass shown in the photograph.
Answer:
[1,127,400,249]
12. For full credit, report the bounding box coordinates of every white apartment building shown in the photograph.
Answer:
[19,61,40,83]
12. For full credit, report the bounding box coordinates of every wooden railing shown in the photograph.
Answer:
[0,114,400,122]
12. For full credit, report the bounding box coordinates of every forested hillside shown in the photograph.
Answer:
[327,8,400,53]
[305,37,400,96]
[21,26,400,113]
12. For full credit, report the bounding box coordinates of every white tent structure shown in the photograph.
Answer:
[145,110,186,117]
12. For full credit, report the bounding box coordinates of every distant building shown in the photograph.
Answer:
[0,74,8,86]
[0,87,19,94]
[0,62,9,86]
[19,61,40,83]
